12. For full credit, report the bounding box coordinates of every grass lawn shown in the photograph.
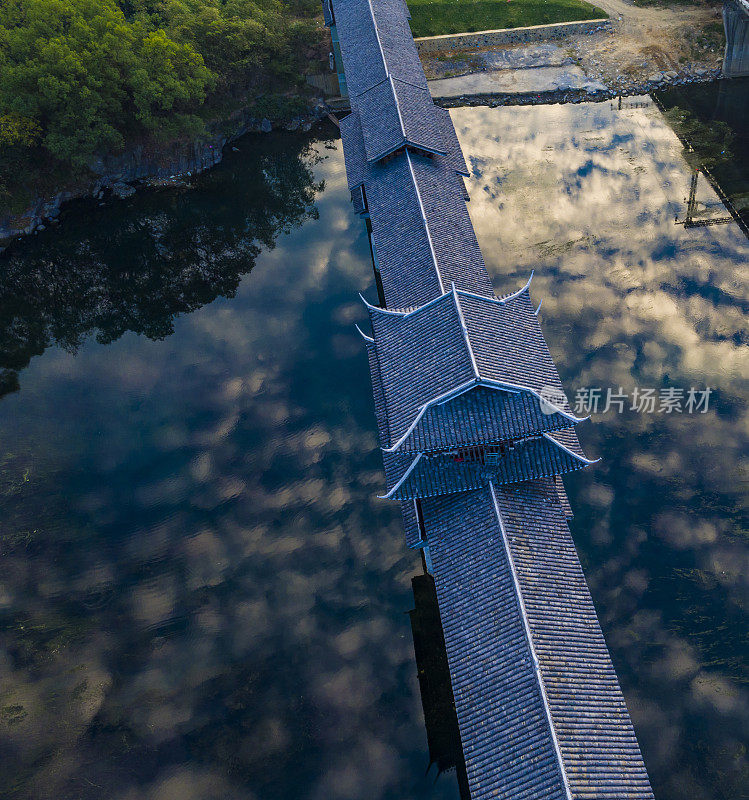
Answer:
[406,0,607,38]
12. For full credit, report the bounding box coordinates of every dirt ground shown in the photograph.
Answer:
[573,0,724,86]
[420,0,726,91]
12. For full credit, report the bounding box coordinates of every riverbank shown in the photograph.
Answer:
[0,0,329,250]
[421,0,726,100]
[0,97,331,251]
[430,62,723,105]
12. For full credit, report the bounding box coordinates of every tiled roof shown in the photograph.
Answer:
[365,287,579,452]
[331,0,456,168]
[330,0,427,97]
[386,385,575,454]
[494,481,655,800]
[363,152,492,308]
[339,110,369,191]
[459,288,573,409]
[382,432,592,500]
[333,2,653,798]
[400,498,424,548]
[422,487,568,800]
[331,0,467,185]
[553,475,574,520]
[340,107,468,194]
[356,77,447,162]
[437,106,469,177]
[421,482,654,799]
[363,337,390,448]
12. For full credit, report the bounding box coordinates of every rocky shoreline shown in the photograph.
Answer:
[0,100,331,252]
[435,65,725,107]
[1,2,731,251]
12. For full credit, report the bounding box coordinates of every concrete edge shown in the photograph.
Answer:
[414,19,611,53]
[429,69,723,108]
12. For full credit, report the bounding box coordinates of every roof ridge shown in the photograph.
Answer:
[382,378,479,453]
[543,431,599,465]
[379,452,422,498]
[380,379,584,454]
[489,482,575,800]
[452,283,480,379]
[352,75,391,99]
[455,284,529,306]
[388,75,429,91]
[388,74,408,145]
[405,149,445,294]
[360,276,535,320]
[354,323,374,343]
[359,289,451,317]
[364,0,389,78]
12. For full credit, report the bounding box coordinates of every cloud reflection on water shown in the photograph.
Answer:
[0,99,746,800]
[454,99,748,800]
[0,138,460,799]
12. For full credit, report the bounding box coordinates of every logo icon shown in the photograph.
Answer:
[538,386,566,415]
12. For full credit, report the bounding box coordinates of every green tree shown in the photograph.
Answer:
[0,0,212,166]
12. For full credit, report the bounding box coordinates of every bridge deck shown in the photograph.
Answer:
[326,0,656,796]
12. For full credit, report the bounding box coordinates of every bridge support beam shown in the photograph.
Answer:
[723,0,749,77]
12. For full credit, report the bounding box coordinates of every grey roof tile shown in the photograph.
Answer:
[420,483,654,799]
[494,481,655,799]
[394,385,575,454]
[339,110,368,191]
[330,0,426,97]
[459,288,574,413]
[400,498,424,548]
[364,338,391,448]
[382,434,590,500]
[437,107,469,177]
[340,107,468,193]
[369,291,475,442]
[356,78,447,162]
[359,151,490,308]
[366,153,446,306]
[553,475,574,520]
[421,487,567,800]
[366,289,581,452]
[330,0,388,96]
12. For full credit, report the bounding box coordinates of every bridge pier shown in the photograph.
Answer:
[723,0,749,77]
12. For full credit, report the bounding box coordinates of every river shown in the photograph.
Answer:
[0,85,746,800]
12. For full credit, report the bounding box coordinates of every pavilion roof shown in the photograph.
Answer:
[381,428,594,500]
[363,284,582,453]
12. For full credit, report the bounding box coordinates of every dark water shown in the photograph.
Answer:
[454,94,748,800]
[656,76,749,229]
[0,89,747,799]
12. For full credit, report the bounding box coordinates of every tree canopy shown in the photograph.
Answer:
[0,0,321,203]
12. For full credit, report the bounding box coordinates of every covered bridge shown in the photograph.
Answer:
[324,0,657,797]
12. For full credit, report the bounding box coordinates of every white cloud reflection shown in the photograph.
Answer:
[455,100,748,800]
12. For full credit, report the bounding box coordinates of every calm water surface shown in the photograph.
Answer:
[0,89,747,800]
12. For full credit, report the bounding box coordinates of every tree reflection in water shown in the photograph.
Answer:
[0,132,324,398]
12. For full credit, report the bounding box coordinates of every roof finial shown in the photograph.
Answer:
[498,271,535,305]
[354,324,374,342]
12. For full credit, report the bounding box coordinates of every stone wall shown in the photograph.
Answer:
[723,0,749,77]
[414,19,611,53]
